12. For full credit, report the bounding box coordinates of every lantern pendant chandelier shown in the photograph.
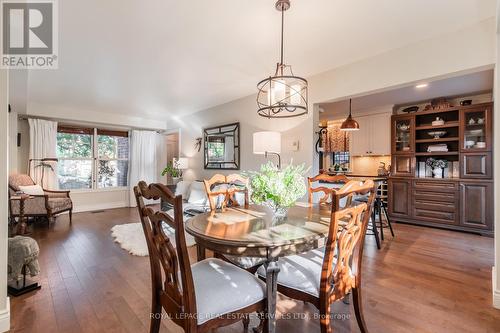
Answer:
[257,0,308,118]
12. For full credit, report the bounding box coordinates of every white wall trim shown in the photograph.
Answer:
[494,267,500,309]
[73,201,128,213]
[0,297,10,332]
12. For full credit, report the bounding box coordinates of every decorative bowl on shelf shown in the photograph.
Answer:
[465,140,475,148]
[431,117,445,126]
[427,131,447,139]
[467,129,483,136]
[460,99,472,106]
[475,142,486,149]
[402,106,419,113]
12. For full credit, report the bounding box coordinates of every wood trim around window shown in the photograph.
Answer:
[57,125,128,137]
[57,125,93,135]
[97,129,129,137]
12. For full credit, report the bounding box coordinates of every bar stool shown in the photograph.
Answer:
[376,185,394,241]
[355,195,381,249]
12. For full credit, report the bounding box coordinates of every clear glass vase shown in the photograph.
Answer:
[266,201,289,221]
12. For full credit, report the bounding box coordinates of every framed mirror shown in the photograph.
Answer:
[204,122,240,170]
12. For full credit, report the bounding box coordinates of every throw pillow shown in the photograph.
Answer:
[188,181,208,205]
[18,184,45,196]
[175,180,192,200]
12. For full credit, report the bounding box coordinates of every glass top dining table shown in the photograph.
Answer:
[186,203,332,333]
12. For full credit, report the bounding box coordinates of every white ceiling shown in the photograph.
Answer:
[319,69,494,119]
[10,0,496,120]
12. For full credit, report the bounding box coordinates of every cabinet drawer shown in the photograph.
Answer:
[413,208,457,224]
[413,180,458,191]
[414,199,456,212]
[413,189,456,203]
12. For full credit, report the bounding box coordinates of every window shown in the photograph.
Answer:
[57,126,129,190]
[330,151,350,170]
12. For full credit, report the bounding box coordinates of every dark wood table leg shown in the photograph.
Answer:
[16,198,28,236]
[196,244,206,261]
[265,258,280,333]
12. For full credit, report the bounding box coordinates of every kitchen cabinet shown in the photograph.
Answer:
[459,182,493,231]
[350,112,391,156]
[388,178,411,218]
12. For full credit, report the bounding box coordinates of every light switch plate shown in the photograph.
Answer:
[290,140,299,151]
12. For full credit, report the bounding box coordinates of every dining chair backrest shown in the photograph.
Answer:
[320,179,376,303]
[226,174,249,209]
[308,173,350,204]
[203,174,228,211]
[204,174,249,212]
[134,181,198,331]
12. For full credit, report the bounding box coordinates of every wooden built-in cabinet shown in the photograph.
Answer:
[388,102,493,236]
[387,178,411,218]
[459,182,493,230]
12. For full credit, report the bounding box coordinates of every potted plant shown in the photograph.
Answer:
[246,161,308,220]
[161,161,183,184]
[426,158,448,178]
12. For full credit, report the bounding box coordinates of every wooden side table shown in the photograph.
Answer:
[10,195,34,235]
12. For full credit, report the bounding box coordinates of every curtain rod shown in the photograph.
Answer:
[17,114,166,134]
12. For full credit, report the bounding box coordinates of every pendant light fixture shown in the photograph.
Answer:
[340,99,360,131]
[257,0,308,118]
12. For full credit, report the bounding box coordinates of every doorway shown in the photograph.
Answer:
[165,131,179,185]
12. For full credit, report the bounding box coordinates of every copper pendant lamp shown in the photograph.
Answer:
[340,99,360,131]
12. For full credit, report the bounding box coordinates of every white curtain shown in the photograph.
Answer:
[129,130,161,207]
[28,118,58,189]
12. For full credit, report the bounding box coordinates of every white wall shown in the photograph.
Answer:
[8,112,17,174]
[172,18,496,181]
[492,0,500,309]
[0,70,11,331]
[169,94,313,181]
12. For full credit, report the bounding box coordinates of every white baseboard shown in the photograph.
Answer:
[494,267,500,309]
[0,298,10,332]
[73,201,128,213]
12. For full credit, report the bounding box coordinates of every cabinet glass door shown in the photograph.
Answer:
[394,118,413,153]
[462,108,489,151]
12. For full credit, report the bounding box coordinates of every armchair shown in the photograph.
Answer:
[8,174,73,225]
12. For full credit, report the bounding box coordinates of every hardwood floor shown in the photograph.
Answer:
[9,207,500,333]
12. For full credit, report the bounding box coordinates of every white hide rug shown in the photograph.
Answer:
[111,222,196,257]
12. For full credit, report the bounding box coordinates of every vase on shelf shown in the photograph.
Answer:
[432,168,443,178]
[172,177,182,185]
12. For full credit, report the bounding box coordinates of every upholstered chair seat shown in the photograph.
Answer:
[192,258,266,324]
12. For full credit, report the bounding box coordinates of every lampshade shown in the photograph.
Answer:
[174,157,189,170]
[253,131,281,154]
[340,115,360,131]
[340,99,360,131]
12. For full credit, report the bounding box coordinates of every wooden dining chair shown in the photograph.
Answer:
[308,173,350,204]
[258,180,376,333]
[226,173,249,209]
[203,174,249,213]
[134,181,267,333]
[202,174,262,271]
[203,174,228,212]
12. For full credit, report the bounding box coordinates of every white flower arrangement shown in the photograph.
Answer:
[425,158,448,169]
[246,161,308,216]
